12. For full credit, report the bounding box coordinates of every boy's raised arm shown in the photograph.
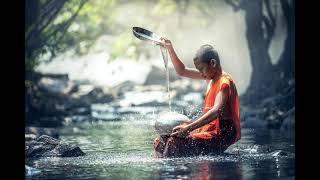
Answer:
[160,37,206,80]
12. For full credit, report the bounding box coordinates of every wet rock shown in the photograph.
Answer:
[25,134,37,141]
[241,80,295,129]
[26,135,85,158]
[37,73,69,80]
[25,127,59,139]
[26,84,70,127]
[261,85,294,129]
[38,77,75,95]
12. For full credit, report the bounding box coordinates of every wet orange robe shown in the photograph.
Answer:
[190,73,241,143]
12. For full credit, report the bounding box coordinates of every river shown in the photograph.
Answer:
[26,104,294,180]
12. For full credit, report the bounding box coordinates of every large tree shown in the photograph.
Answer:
[25,0,88,72]
[225,0,295,104]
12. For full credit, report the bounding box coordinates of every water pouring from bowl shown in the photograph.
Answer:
[132,27,168,67]
[132,27,171,111]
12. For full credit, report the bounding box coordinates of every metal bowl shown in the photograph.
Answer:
[132,27,161,44]
[154,112,191,135]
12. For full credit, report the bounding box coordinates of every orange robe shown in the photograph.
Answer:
[190,73,241,143]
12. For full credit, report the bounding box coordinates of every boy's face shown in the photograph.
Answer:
[194,60,218,80]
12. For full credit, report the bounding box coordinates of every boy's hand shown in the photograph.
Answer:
[171,125,190,138]
[172,120,192,133]
[172,124,185,132]
[160,37,172,48]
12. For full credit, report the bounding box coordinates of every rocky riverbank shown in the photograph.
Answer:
[25,71,295,175]
[25,70,295,146]
[240,79,295,130]
[25,69,205,127]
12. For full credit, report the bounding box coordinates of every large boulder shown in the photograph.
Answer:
[25,135,85,158]
[38,77,74,95]
[155,112,191,135]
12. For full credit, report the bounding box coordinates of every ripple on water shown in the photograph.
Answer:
[31,146,292,170]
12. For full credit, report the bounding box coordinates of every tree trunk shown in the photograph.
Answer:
[241,0,276,104]
[275,0,295,88]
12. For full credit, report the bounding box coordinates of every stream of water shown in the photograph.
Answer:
[160,45,171,112]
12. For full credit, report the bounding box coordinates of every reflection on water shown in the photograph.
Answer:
[26,107,294,180]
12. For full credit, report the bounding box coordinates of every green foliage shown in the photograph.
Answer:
[152,0,177,16]
[41,0,117,58]
[25,0,88,71]
[110,33,138,61]
[25,57,40,73]
[26,0,220,71]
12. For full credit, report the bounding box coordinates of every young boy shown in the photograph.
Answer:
[153,37,241,157]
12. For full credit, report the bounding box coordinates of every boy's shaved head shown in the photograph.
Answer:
[193,44,220,64]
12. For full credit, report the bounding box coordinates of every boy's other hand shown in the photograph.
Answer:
[171,124,191,138]
[171,127,189,138]
[172,124,185,133]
